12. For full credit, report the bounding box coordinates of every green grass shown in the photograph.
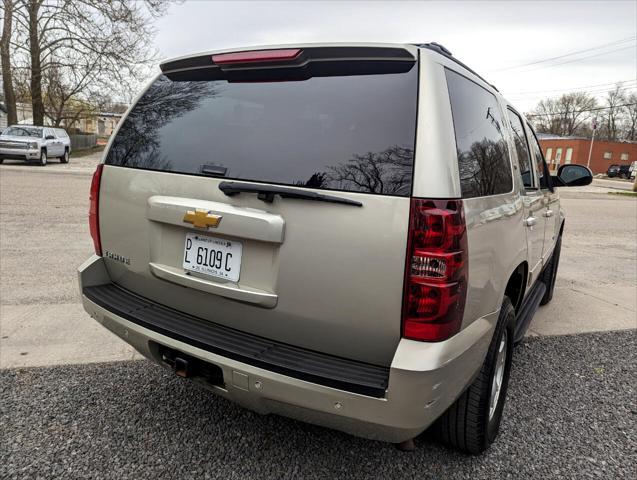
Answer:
[71,145,105,158]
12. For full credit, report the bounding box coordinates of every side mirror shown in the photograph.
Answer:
[45,134,55,140]
[552,164,593,187]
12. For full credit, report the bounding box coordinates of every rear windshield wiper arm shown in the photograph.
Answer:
[218,181,362,207]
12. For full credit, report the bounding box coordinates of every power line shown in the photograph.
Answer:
[525,103,637,117]
[508,79,637,96]
[517,45,636,72]
[509,85,637,100]
[490,36,636,72]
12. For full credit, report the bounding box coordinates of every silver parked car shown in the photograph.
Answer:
[78,43,592,453]
[0,124,71,165]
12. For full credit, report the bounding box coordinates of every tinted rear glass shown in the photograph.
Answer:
[445,69,512,198]
[106,68,418,196]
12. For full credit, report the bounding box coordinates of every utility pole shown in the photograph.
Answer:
[587,117,597,169]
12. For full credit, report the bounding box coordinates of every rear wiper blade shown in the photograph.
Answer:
[218,181,362,207]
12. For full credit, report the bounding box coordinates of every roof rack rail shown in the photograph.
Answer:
[416,42,499,92]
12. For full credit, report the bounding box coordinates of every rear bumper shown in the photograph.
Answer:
[79,255,497,442]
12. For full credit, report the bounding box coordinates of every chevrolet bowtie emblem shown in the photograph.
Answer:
[182,209,222,229]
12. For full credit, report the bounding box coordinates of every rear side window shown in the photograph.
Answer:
[445,69,512,198]
[526,124,549,189]
[106,68,418,196]
[506,109,534,189]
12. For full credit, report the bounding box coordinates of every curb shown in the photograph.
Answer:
[0,165,93,176]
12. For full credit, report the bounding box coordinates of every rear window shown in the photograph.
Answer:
[445,69,512,198]
[106,68,418,196]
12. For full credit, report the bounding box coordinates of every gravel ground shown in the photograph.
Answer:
[1,331,635,479]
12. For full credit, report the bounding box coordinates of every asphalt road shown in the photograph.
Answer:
[1,330,635,479]
[589,177,635,192]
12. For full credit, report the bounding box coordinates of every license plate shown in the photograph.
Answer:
[182,233,242,282]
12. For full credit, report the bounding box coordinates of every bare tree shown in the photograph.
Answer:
[9,0,170,125]
[1,0,18,124]
[528,92,597,137]
[624,92,637,141]
[25,0,44,124]
[43,62,99,126]
[598,85,627,141]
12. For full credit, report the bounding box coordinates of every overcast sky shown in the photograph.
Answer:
[153,0,637,112]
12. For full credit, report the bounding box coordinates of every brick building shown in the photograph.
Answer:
[537,134,637,175]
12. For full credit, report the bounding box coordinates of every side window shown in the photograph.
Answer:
[445,69,513,198]
[526,124,549,189]
[506,109,534,189]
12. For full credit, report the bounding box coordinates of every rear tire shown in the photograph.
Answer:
[39,150,47,166]
[432,297,515,454]
[539,235,561,306]
[60,149,69,163]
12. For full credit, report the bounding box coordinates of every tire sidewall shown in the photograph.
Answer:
[40,150,47,166]
[62,149,69,163]
[486,300,516,442]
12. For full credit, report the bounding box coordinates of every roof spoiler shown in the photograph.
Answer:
[160,46,416,79]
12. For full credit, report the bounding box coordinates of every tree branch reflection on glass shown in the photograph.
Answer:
[457,138,512,198]
[107,76,220,170]
[299,145,415,195]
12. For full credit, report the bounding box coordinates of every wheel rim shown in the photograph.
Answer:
[41,152,47,164]
[488,330,508,421]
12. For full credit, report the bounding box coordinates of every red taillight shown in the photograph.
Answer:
[402,199,468,342]
[89,164,103,256]
[212,49,301,65]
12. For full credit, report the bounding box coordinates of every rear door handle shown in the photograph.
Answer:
[544,210,554,218]
[525,216,537,227]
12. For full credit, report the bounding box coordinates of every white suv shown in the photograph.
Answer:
[79,42,592,453]
[0,125,71,165]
